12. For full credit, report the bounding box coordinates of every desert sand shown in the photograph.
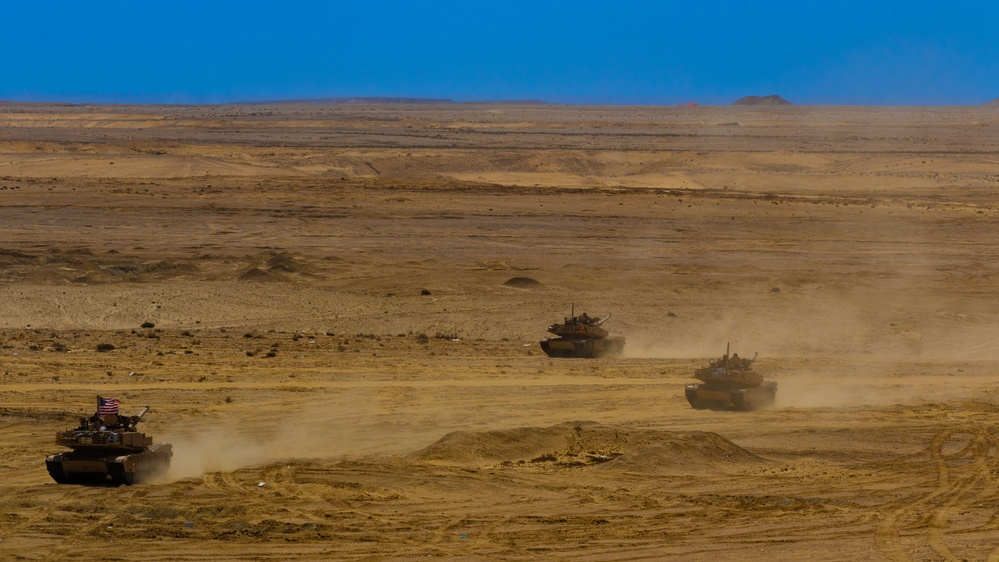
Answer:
[2,102,999,560]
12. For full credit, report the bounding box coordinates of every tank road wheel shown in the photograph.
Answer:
[46,460,72,484]
[687,398,706,409]
[685,386,706,409]
[108,462,135,486]
[732,391,748,411]
[539,340,552,356]
[571,340,591,358]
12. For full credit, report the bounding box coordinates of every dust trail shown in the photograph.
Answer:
[161,427,269,480]
[156,392,461,482]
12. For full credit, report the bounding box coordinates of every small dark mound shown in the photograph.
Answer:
[503,276,544,288]
[265,253,302,273]
[103,260,196,279]
[238,267,286,282]
[733,95,792,106]
[105,264,152,276]
[0,248,34,261]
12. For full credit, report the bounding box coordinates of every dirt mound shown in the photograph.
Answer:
[237,267,287,282]
[102,260,197,279]
[409,422,763,471]
[236,252,319,282]
[265,252,304,273]
[733,95,792,106]
[0,248,35,261]
[502,276,544,288]
[409,424,572,463]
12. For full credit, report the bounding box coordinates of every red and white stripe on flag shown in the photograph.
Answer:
[98,396,120,415]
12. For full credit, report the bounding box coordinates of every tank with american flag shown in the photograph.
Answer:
[45,396,172,485]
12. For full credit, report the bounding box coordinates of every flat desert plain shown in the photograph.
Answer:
[2,102,999,561]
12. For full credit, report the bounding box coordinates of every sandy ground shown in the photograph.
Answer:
[2,102,999,560]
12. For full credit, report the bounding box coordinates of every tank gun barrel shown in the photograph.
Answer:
[594,314,610,326]
[134,406,150,423]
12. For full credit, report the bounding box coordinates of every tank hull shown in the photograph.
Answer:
[540,336,625,358]
[685,381,777,411]
[46,443,172,485]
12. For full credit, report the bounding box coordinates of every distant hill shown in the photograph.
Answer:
[732,95,792,106]
[985,98,999,107]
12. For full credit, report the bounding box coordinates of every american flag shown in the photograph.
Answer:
[98,396,120,415]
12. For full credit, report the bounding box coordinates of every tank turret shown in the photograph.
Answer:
[45,398,172,485]
[539,305,625,358]
[685,343,776,410]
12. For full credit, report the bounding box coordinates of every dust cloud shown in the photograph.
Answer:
[158,397,458,482]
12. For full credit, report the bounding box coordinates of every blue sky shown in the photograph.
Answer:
[2,1,997,105]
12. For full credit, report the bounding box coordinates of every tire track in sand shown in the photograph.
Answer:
[875,428,999,561]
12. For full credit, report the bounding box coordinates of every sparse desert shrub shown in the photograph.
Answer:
[415,333,430,345]
[265,350,277,358]
[140,321,155,329]
[96,343,115,352]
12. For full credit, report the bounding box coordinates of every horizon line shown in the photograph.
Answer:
[1,95,997,108]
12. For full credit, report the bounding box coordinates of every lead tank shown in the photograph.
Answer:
[685,343,777,410]
[540,307,626,358]
[46,402,172,485]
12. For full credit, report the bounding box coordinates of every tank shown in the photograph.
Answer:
[46,400,172,485]
[539,307,626,358]
[685,343,777,411]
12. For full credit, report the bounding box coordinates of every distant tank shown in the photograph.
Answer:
[539,306,626,358]
[46,399,172,485]
[685,343,776,411]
